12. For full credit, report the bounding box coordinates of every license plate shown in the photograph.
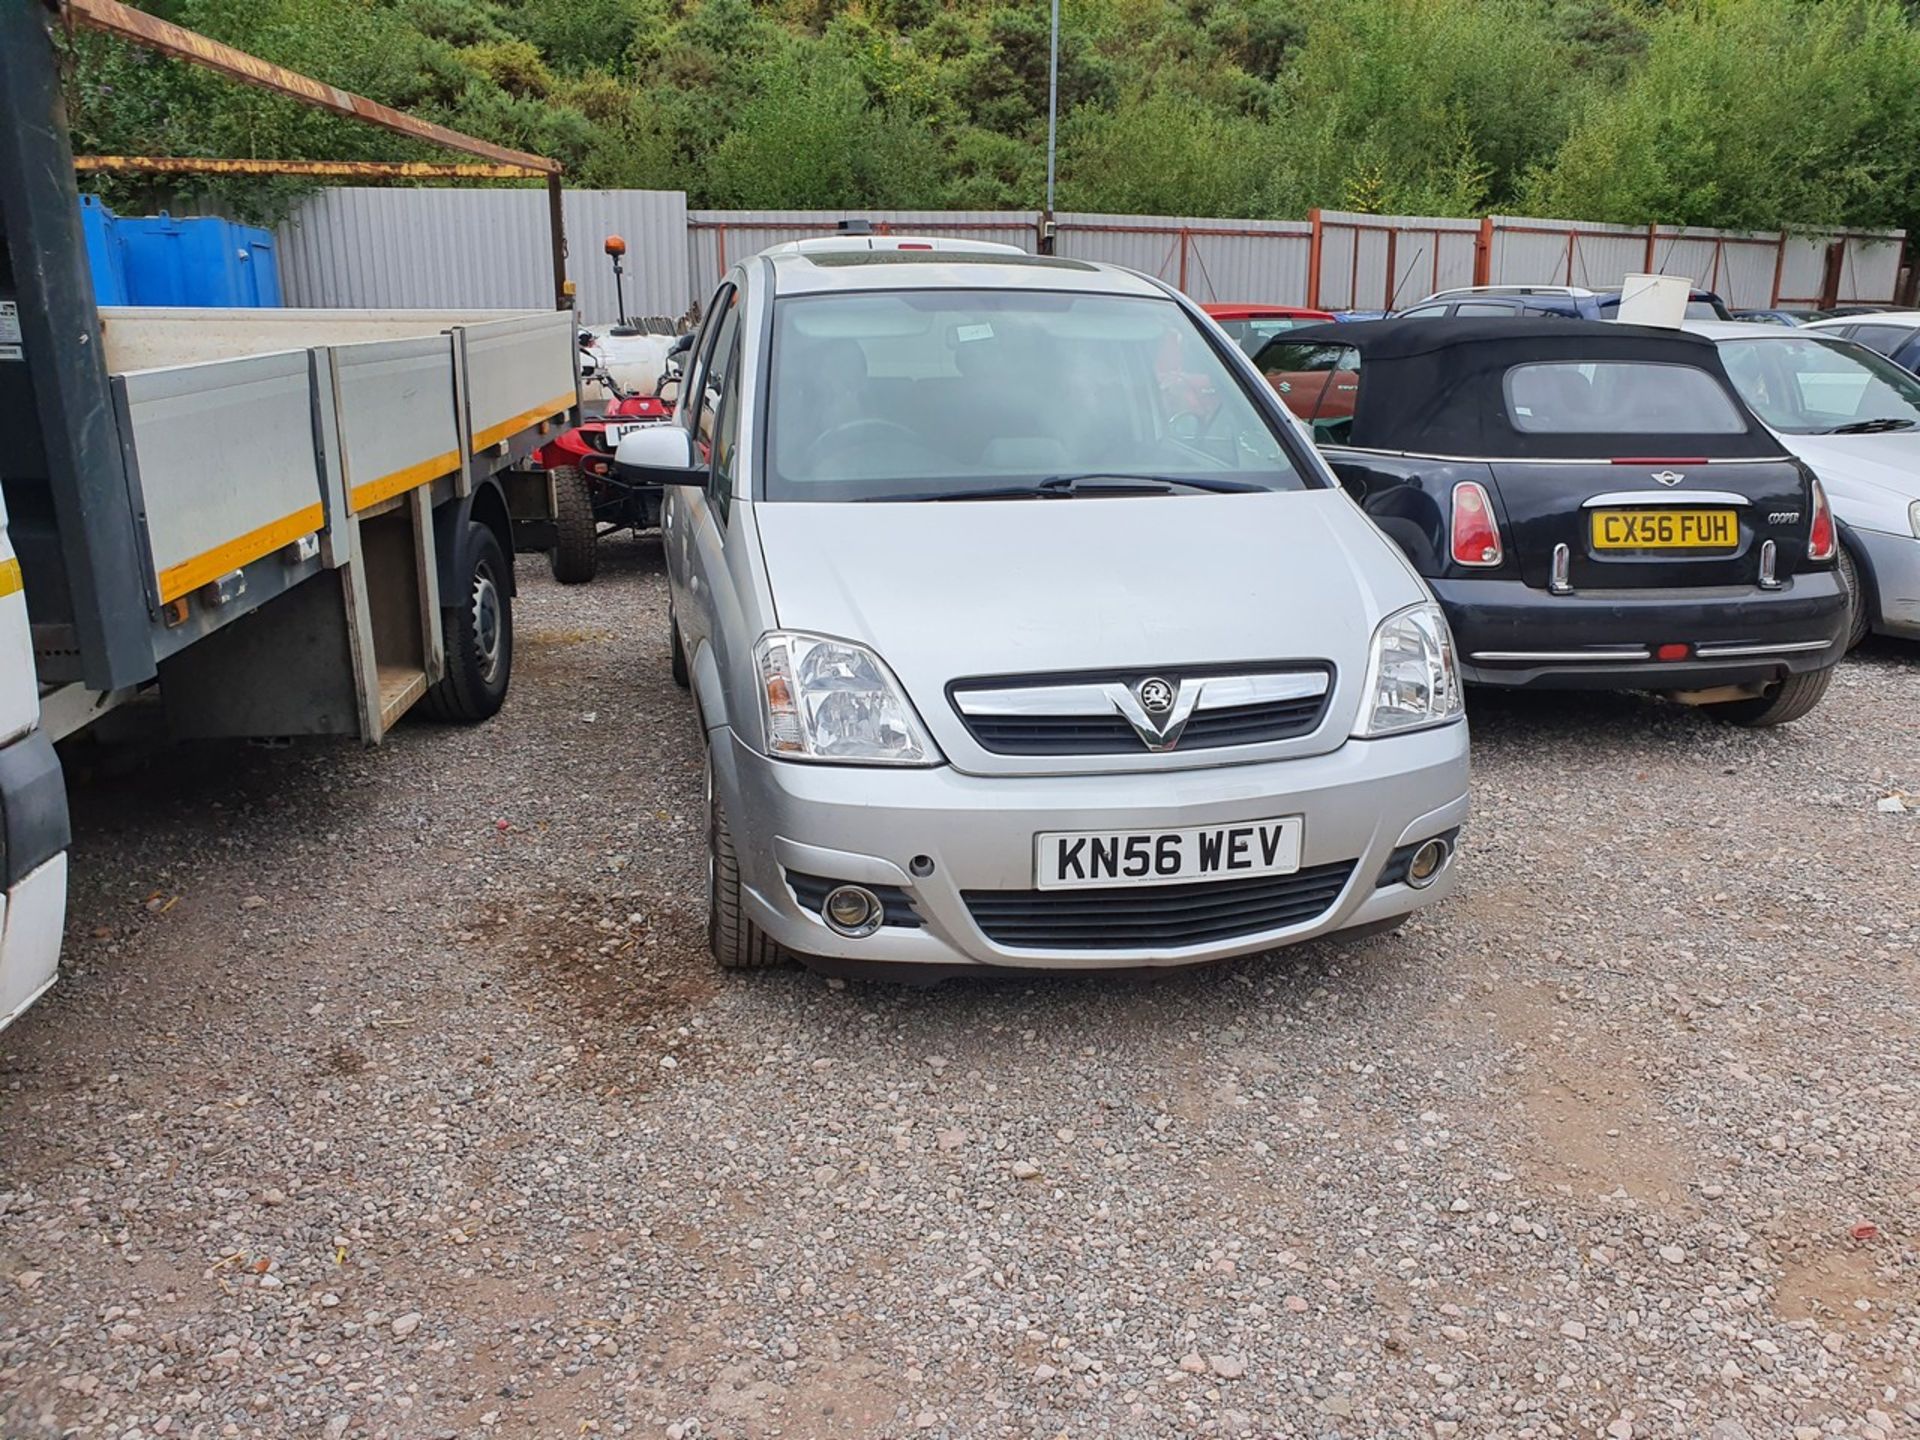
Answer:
[603,421,653,445]
[1589,508,1736,550]
[1035,817,1302,891]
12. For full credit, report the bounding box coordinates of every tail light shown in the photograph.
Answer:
[1807,477,1836,562]
[1449,481,1503,567]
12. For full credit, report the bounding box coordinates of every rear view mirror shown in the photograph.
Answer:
[667,332,696,357]
[613,424,704,486]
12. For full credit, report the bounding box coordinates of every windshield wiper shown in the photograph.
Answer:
[1036,472,1266,494]
[851,474,1267,503]
[1828,417,1917,434]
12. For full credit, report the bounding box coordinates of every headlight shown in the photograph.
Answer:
[755,632,940,765]
[1353,602,1464,737]
[1910,498,1920,539]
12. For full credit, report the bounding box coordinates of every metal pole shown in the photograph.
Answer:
[547,172,570,313]
[1044,0,1060,218]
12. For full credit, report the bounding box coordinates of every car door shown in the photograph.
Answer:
[665,278,741,669]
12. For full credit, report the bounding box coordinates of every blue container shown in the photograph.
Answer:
[80,197,282,308]
[79,195,130,305]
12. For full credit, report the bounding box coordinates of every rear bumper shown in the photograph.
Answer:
[1432,571,1848,689]
[1852,527,1920,639]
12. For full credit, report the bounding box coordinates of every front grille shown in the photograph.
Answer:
[962,860,1356,950]
[953,668,1332,756]
[784,870,922,929]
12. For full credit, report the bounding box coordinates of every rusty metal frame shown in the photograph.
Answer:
[75,157,547,179]
[59,0,571,308]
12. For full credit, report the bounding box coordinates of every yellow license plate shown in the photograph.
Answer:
[1589,508,1737,551]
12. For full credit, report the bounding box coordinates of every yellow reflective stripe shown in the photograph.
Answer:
[0,557,20,599]
[472,392,573,452]
[155,503,323,604]
[349,448,459,513]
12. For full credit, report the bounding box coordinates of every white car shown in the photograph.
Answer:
[1690,320,1920,645]
[1798,310,1920,376]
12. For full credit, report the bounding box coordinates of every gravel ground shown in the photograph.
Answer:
[2,532,1916,1440]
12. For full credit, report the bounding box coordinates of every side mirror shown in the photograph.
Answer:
[667,332,696,358]
[613,424,704,486]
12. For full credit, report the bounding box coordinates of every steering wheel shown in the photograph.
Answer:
[808,417,921,460]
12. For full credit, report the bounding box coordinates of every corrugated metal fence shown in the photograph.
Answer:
[271,189,1905,318]
[277,187,689,320]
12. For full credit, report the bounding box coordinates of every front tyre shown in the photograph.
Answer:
[421,522,513,723]
[1703,665,1833,728]
[706,749,786,970]
[1837,543,1871,651]
[548,465,598,585]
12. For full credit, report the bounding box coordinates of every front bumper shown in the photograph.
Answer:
[1852,527,1920,639]
[715,722,1470,971]
[1432,571,1848,689]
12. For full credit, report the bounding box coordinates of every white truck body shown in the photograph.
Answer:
[0,304,579,1030]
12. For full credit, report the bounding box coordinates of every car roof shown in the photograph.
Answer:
[1271,318,1772,460]
[760,242,1169,299]
[1682,319,1793,339]
[1802,310,1920,328]
[1423,285,1596,301]
[1286,315,1719,358]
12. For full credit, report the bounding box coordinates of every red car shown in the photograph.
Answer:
[1202,303,1338,356]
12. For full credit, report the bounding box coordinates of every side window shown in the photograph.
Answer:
[697,295,741,451]
[1399,304,1447,319]
[1457,301,1521,317]
[707,304,746,516]
[1848,324,1907,357]
[683,283,735,447]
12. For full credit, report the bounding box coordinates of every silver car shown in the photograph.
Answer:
[615,238,1470,974]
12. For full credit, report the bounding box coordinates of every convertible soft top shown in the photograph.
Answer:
[1268,318,1783,460]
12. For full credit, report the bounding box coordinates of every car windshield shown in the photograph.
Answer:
[1718,335,1920,434]
[763,290,1306,501]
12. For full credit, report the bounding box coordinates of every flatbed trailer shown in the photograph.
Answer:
[0,0,581,1028]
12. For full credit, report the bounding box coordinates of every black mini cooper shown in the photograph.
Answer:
[1254,319,1847,726]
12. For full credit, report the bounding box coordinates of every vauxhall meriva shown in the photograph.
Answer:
[614,238,1470,975]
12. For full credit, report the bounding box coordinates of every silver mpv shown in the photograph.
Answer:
[615,238,1470,974]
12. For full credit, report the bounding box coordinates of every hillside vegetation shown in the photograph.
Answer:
[65,0,1920,235]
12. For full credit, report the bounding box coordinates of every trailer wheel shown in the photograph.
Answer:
[707,748,787,971]
[422,522,513,723]
[548,465,598,585]
[1703,664,1834,728]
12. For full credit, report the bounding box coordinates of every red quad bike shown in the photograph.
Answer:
[535,234,695,584]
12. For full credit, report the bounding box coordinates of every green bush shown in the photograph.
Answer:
[60,0,1920,239]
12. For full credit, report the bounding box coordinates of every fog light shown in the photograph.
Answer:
[1406,838,1449,888]
[823,885,883,938]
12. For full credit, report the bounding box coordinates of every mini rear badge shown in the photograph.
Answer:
[1651,470,1686,486]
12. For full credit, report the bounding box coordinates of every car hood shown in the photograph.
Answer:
[752,489,1428,774]
[1776,429,1920,529]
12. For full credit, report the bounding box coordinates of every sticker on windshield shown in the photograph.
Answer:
[954,323,994,343]
[0,301,20,362]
